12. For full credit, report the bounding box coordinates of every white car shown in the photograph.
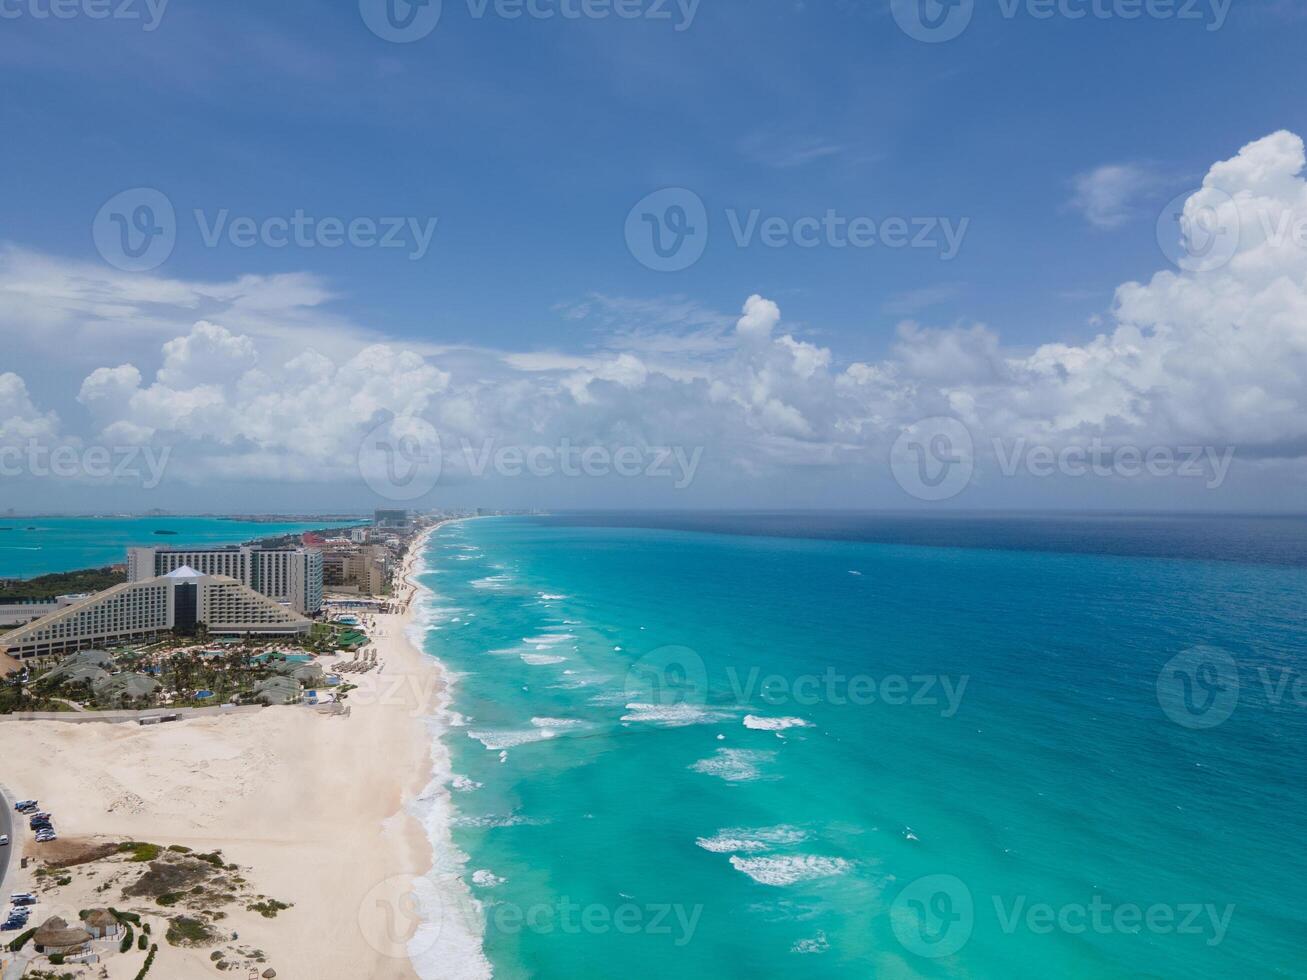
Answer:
[0,835,8,845]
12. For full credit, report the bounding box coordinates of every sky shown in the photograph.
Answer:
[2,0,1307,513]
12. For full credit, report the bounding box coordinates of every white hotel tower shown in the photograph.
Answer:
[127,545,323,616]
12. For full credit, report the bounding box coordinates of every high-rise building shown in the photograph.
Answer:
[374,509,410,528]
[0,566,311,660]
[127,546,323,615]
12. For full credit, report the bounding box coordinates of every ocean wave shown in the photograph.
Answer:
[471,575,513,590]
[407,536,493,980]
[728,855,852,886]
[451,774,482,792]
[538,592,569,600]
[530,716,590,731]
[689,748,776,782]
[521,653,566,666]
[695,826,807,853]
[471,870,506,887]
[468,728,557,751]
[743,715,812,731]
[622,703,736,727]
[523,633,574,646]
[452,813,548,828]
[791,931,830,954]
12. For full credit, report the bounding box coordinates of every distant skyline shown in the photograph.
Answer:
[3,1,1307,512]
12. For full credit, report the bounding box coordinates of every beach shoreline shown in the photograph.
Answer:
[0,521,459,978]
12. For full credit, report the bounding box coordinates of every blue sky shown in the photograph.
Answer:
[2,0,1307,512]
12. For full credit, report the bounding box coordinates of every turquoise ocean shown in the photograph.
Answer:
[0,516,363,579]
[409,514,1307,979]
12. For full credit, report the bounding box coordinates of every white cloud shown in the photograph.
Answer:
[4,131,1307,505]
[0,372,59,446]
[1069,163,1165,229]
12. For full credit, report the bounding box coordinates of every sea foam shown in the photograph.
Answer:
[743,715,812,731]
[689,748,776,782]
[695,825,807,853]
[727,855,852,886]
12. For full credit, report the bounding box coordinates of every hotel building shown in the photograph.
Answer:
[127,545,323,615]
[0,566,312,660]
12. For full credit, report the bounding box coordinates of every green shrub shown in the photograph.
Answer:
[134,943,158,980]
[48,953,65,964]
[156,893,181,907]
[120,842,162,862]
[120,925,135,953]
[110,907,143,926]
[7,927,36,951]
[138,933,148,950]
[165,916,214,946]
[247,898,291,918]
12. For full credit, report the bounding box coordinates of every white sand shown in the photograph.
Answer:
[0,526,447,979]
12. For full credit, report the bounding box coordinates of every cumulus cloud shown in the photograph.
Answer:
[0,372,59,446]
[4,131,1307,505]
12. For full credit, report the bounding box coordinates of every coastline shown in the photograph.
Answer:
[0,522,461,978]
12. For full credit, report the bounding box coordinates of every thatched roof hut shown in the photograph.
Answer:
[33,915,93,954]
[81,908,123,937]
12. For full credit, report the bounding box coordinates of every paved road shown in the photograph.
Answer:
[0,783,14,902]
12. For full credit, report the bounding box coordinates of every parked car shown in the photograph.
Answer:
[13,800,36,811]
[29,819,52,832]
[35,832,57,842]
[11,894,36,905]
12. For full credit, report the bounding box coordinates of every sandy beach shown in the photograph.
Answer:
[0,525,448,979]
